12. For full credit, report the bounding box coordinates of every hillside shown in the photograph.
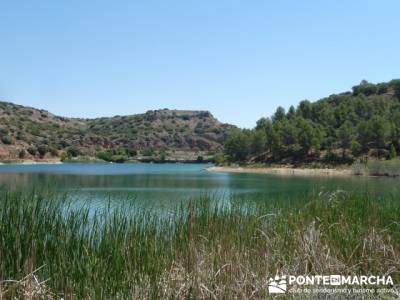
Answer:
[0,102,233,162]
[223,79,400,166]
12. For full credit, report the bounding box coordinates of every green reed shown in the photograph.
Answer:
[353,158,400,176]
[0,189,399,299]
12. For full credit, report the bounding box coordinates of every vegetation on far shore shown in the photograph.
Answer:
[0,148,213,164]
[58,149,211,164]
[3,79,400,171]
[0,189,399,298]
[212,158,400,177]
[222,79,400,168]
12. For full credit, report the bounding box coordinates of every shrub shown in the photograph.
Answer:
[351,140,362,157]
[323,151,354,165]
[18,149,26,159]
[60,152,68,162]
[352,80,377,96]
[96,151,128,163]
[368,148,389,159]
[37,145,48,157]
[59,140,70,148]
[0,128,8,136]
[194,124,205,134]
[376,83,388,95]
[390,79,400,99]
[27,146,37,156]
[111,155,127,163]
[16,132,26,141]
[97,151,113,162]
[49,147,59,157]
[29,126,40,136]
[213,153,225,165]
[126,149,137,157]
[390,144,397,159]
[159,153,166,162]
[67,147,81,158]
[1,135,13,145]
[142,149,154,156]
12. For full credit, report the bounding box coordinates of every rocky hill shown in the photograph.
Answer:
[0,102,233,162]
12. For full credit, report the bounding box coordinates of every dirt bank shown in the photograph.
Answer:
[207,166,353,176]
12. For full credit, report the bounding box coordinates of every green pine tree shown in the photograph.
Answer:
[390,144,397,159]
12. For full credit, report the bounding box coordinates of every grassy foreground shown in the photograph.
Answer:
[0,190,399,299]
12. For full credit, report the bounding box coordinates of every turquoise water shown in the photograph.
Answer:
[0,163,398,211]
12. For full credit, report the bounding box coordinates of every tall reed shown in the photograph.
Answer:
[0,189,399,298]
[353,159,400,177]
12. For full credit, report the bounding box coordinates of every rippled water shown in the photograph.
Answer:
[0,163,397,213]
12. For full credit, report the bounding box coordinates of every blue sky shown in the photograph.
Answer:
[0,1,399,128]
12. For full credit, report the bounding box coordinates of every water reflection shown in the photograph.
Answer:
[0,163,398,216]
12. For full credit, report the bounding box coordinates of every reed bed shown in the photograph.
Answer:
[0,189,399,299]
[367,159,400,177]
[353,159,400,177]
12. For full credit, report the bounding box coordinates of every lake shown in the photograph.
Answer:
[0,163,398,212]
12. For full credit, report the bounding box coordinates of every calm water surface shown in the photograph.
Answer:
[0,163,398,212]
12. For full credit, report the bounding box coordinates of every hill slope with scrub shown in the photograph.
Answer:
[0,102,233,162]
[223,79,400,166]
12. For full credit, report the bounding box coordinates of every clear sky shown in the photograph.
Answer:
[1,1,399,128]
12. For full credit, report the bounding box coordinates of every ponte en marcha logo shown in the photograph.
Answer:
[268,274,396,295]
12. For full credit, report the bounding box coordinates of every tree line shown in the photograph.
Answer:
[223,79,400,165]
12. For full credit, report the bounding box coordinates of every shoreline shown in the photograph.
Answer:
[0,159,212,166]
[207,166,353,177]
[0,159,63,165]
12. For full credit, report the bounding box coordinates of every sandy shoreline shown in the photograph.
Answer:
[207,166,353,177]
[0,159,62,165]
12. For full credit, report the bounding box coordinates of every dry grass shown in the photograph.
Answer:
[0,266,57,299]
[0,190,399,298]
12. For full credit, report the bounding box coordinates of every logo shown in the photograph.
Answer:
[267,274,394,295]
[268,275,287,294]
[329,275,341,285]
